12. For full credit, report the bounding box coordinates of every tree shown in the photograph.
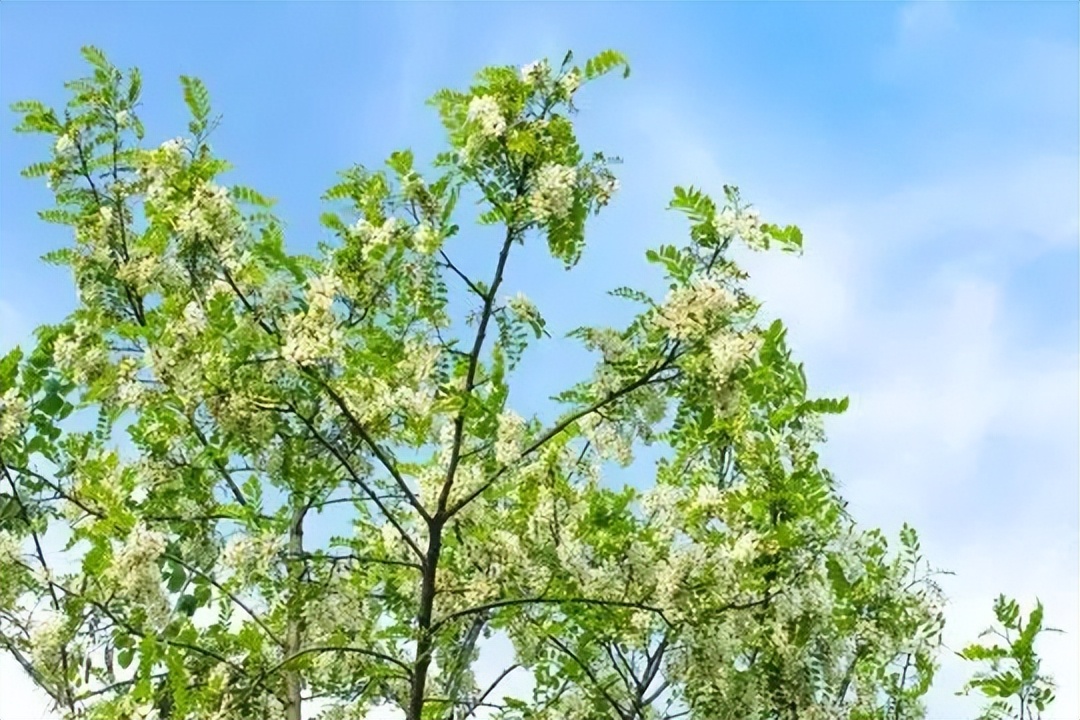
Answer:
[956,595,1061,720]
[0,46,1055,720]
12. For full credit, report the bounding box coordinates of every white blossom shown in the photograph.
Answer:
[715,206,767,250]
[495,410,526,465]
[181,300,208,334]
[114,109,131,127]
[354,217,401,259]
[0,388,28,441]
[506,291,542,326]
[595,176,619,206]
[413,223,441,255]
[654,276,739,341]
[693,484,726,512]
[29,611,67,668]
[0,531,21,568]
[116,356,147,406]
[54,134,75,155]
[528,163,577,223]
[174,182,235,242]
[466,95,506,139]
[221,532,281,581]
[111,523,169,625]
[560,69,582,96]
[521,60,547,84]
[160,136,188,157]
[730,531,759,564]
[281,271,344,365]
[708,331,760,381]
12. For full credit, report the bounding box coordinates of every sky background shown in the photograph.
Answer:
[0,2,1077,719]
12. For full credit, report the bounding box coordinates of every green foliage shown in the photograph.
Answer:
[0,44,1058,720]
[958,595,1061,720]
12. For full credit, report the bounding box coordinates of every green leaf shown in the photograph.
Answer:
[583,49,631,80]
[231,185,275,207]
[127,67,142,103]
[167,563,187,593]
[179,75,211,130]
[38,393,64,417]
[80,46,111,72]
[176,594,198,617]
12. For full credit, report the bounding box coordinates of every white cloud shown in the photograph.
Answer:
[621,51,1077,719]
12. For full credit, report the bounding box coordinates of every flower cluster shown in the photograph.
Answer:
[174,182,236,245]
[466,95,506,139]
[353,217,401,260]
[506,292,542,326]
[221,532,282,583]
[281,271,344,365]
[520,60,549,85]
[28,611,67,668]
[560,68,582,97]
[53,321,108,385]
[0,531,20,566]
[579,414,634,467]
[0,388,28,442]
[528,163,577,224]
[707,331,760,381]
[494,410,526,465]
[111,522,170,626]
[715,206,767,250]
[115,355,147,406]
[54,133,76,155]
[139,137,189,207]
[412,223,441,255]
[653,275,739,341]
[595,175,619,207]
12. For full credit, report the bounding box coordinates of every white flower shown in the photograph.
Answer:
[221,533,280,581]
[160,137,188,157]
[521,60,546,84]
[115,109,131,127]
[29,612,67,667]
[281,271,344,365]
[354,217,401,259]
[174,182,237,243]
[506,292,540,324]
[54,134,75,155]
[528,163,577,223]
[715,206,767,250]
[181,301,207,334]
[595,176,620,207]
[0,531,21,567]
[0,389,28,442]
[708,331,759,381]
[560,69,582,96]
[466,95,507,139]
[730,531,759,564]
[413,223,441,255]
[116,356,147,406]
[115,523,167,572]
[306,272,340,313]
[579,414,633,467]
[693,484,726,511]
[495,410,526,465]
[653,275,739,341]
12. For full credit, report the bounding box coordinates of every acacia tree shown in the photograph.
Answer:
[0,47,1054,720]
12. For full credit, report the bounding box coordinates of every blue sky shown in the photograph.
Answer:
[1,2,1077,719]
